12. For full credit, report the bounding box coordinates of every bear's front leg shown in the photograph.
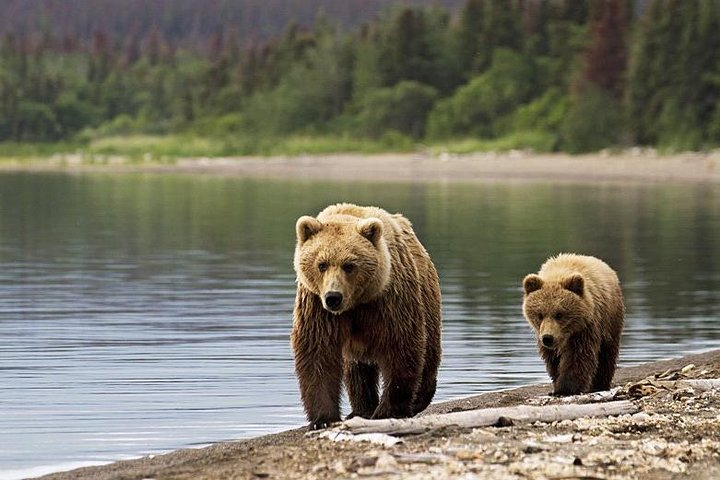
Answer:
[539,345,560,394]
[291,314,344,429]
[372,351,423,419]
[293,339,343,429]
[553,337,599,396]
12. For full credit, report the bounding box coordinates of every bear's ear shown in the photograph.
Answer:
[296,216,323,244]
[357,217,383,247]
[562,273,585,297]
[523,274,544,294]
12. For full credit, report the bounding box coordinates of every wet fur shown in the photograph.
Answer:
[292,203,442,429]
[523,254,625,396]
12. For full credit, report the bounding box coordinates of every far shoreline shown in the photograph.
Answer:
[1,150,720,184]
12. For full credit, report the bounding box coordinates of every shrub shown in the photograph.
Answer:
[560,87,626,153]
[355,81,438,139]
[425,48,536,140]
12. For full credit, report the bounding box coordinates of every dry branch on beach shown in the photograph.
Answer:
[335,400,638,436]
[317,365,720,442]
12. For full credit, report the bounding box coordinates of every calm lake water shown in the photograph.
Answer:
[1,172,719,478]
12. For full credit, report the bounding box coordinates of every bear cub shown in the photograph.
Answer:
[522,253,625,396]
[292,203,442,429]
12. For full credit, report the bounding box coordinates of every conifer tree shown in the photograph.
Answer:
[581,0,629,99]
[628,0,720,146]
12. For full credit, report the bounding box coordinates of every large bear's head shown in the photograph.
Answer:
[293,214,391,314]
[522,273,593,350]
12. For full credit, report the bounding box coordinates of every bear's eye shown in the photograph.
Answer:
[537,313,544,321]
[342,263,355,274]
[555,311,563,320]
[318,261,329,272]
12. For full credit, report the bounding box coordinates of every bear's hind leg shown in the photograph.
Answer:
[412,328,441,415]
[345,361,379,419]
[592,339,619,392]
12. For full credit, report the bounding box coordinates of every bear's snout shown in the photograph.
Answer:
[541,334,555,348]
[324,291,344,312]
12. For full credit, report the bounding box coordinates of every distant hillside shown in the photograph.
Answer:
[0,0,464,46]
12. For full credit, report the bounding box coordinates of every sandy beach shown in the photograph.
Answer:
[2,150,720,184]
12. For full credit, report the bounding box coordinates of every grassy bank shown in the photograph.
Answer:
[0,131,562,164]
[0,134,413,163]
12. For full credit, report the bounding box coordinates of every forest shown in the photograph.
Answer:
[0,0,719,155]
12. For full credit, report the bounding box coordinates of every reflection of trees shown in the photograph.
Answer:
[414,182,720,337]
[1,174,717,344]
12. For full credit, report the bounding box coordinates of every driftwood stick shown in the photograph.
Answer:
[315,430,403,447]
[675,379,720,391]
[341,400,637,435]
[530,387,621,405]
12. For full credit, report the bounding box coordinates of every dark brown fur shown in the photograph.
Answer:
[291,203,442,429]
[522,254,625,396]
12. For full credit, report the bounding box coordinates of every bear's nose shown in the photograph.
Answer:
[324,291,343,311]
[541,334,554,348]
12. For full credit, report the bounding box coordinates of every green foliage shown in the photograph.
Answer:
[240,31,352,136]
[628,0,720,146]
[456,0,524,77]
[262,133,414,155]
[15,101,60,141]
[655,98,705,152]
[431,130,557,154]
[1,0,719,154]
[355,81,438,138]
[54,93,99,136]
[0,140,82,158]
[426,49,536,139]
[560,87,626,153]
[506,88,569,135]
[373,6,462,93]
[708,98,720,143]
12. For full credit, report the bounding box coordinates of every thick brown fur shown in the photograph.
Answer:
[291,203,442,429]
[522,253,625,396]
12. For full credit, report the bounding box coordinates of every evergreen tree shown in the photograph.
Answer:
[523,0,551,56]
[377,8,434,86]
[456,0,487,75]
[628,0,720,147]
[350,24,384,101]
[455,0,524,76]
[581,0,629,99]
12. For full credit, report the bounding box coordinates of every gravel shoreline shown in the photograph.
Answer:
[2,150,720,184]
[37,349,720,480]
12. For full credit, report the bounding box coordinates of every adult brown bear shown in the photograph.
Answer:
[291,203,442,429]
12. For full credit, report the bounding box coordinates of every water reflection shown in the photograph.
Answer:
[0,173,718,475]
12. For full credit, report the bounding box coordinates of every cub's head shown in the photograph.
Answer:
[293,214,391,314]
[522,273,591,350]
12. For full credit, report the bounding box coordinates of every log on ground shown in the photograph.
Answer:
[341,400,638,435]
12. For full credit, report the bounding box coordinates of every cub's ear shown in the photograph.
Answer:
[357,217,383,247]
[523,274,544,294]
[296,216,323,244]
[562,273,585,297]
